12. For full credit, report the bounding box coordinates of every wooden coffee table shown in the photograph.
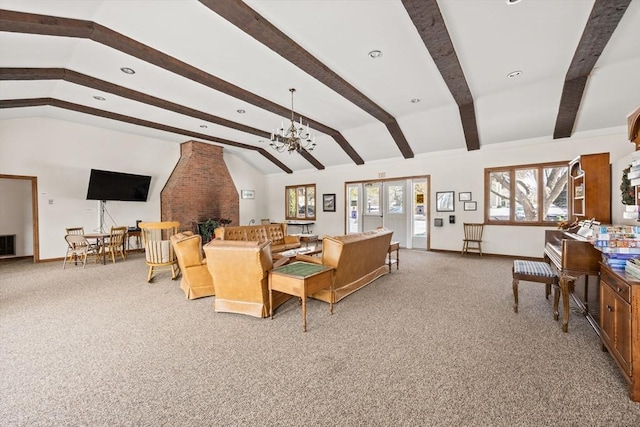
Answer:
[269,261,334,332]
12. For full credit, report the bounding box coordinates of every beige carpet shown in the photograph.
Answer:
[1,250,639,426]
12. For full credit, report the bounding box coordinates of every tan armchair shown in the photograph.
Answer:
[203,239,291,318]
[170,232,215,300]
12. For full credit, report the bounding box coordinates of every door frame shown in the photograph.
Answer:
[344,174,430,250]
[0,174,39,262]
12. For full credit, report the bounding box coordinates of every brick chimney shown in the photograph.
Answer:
[161,141,239,232]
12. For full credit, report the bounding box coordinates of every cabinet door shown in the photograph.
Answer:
[600,282,615,347]
[616,295,632,376]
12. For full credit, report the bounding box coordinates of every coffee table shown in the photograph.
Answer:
[269,261,334,332]
[272,246,321,260]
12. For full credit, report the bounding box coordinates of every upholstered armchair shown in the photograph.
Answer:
[203,239,291,318]
[170,232,215,300]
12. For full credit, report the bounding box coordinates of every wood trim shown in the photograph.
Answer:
[199,0,396,161]
[0,97,294,174]
[402,0,480,152]
[0,10,335,170]
[553,0,632,139]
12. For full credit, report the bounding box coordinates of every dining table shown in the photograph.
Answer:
[82,232,109,264]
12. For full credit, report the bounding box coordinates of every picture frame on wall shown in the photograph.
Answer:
[241,190,255,199]
[464,201,477,211]
[436,191,455,212]
[459,192,472,201]
[323,194,336,212]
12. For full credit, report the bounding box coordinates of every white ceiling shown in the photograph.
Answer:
[1,0,639,175]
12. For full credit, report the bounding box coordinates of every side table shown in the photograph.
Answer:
[269,261,334,332]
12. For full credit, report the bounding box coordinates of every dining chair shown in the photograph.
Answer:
[65,227,85,235]
[101,226,128,263]
[63,234,99,269]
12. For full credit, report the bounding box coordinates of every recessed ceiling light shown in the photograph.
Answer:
[200,125,208,129]
[368,50,382,59]
[120,67,136,75]
[506,0,522,4]
[411,98,420,103]
[507,70,522,78]
[93,96,106,101]
[237,109,246,114]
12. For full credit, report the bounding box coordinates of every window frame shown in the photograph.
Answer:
[285,183,316,221]
[484,160,568,226]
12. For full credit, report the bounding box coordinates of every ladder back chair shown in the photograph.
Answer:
[101,226,128,263]
[139,221,180,282]
[462,223,484,256]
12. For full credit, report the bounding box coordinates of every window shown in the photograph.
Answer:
[485,161,568,225]
[285,184,316,220]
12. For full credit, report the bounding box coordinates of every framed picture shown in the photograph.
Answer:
[434,218,443,227]
[464,201,477,211]
[241,190,255,199]
[323,194,336,212]
[436,191,455,212]
[459,192,472,201]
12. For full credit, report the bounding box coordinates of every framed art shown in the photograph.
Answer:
[459,192,472,201]
[241,190,255,199]
[323,193,336,212]
[434,218,443,227]
[464,201,477,211]
[436,191,455,212]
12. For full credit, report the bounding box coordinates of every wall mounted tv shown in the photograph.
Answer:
[86,169,151,202]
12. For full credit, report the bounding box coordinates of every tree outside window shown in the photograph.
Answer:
[486,162,568,225]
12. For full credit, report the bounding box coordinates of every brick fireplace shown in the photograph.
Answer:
[161,141,239,232]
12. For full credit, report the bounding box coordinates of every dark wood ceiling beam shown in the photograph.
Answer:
[0,97,293,173]
[199,0,412,159]
[0,10,350,168]
[402,0,480,151]
[553,0,632,139]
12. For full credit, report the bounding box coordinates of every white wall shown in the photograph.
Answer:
[0,117,180,260]
[1,116,635,260]
[264,127,635,258]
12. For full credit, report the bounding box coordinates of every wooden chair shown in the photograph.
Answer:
[139,221,180,282]
[65,227,85,235]
[63,234,98,269]
[461,223,484,256]
[101,226,127,264]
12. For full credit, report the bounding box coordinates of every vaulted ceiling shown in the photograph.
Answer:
[1,0,638,175]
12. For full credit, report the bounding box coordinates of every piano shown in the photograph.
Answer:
[544,229,602,333]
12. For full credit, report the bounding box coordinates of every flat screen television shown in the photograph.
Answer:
[86,169,151,202]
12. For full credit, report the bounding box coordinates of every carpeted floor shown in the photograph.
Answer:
[1,250,639,426]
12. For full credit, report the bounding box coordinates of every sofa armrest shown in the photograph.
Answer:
[295,254,323,264]
[284,235,300,244]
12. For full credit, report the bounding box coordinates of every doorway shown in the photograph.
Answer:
[344,175,429,249]
[0,174,39,262]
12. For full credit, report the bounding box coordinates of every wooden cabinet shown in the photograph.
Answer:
[569,153,611,224]
[599,263,640,402]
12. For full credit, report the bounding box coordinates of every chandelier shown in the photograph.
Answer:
[269,88,316,153]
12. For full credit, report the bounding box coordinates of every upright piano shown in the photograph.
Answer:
[543,229,602,333]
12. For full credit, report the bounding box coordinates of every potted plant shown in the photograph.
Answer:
[195,217,232,243]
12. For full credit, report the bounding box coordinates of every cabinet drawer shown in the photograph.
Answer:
[601,268,631,304]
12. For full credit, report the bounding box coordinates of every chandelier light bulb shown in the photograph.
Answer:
[268,88,316,153]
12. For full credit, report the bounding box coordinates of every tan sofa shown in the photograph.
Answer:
[170,232,215,300]
[203,239,291,318]
[296,228,393,303]
[214,223,300,253]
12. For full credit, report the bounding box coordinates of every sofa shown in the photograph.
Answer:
[170,232,215,300]
[214,223,300,253]
[296,228,393,303]
[202,239,291,318]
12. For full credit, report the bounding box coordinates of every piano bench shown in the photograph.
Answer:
[512,260,559,315]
